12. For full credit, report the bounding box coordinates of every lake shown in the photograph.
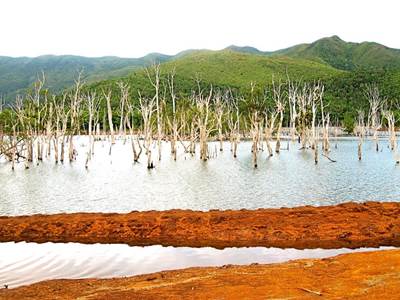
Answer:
[0,137,399,216]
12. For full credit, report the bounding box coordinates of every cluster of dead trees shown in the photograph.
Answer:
[355,84,400,162]
[0,66,399,170]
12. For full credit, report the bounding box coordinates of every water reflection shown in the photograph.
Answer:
[0,138,399,215]
[0,242,394,288]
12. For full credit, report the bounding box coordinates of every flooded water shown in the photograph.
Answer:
[0,137,399,216]
[0,242,394,288]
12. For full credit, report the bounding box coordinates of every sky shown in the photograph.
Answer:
[1,0,399,58]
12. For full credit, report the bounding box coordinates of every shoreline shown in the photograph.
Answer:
[1,249,399,299]
[1,201,399,249]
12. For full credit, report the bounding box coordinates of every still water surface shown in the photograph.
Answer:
[0,242,394,288]
[0,138,399,216]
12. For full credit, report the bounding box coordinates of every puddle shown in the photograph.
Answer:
[0,242,394,288]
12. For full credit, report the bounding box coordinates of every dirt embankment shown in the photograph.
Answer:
[0,201,399,249]
[1,249,399,299]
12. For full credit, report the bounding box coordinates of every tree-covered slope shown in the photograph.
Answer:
[89,49,345,100]
[88,51,400,121]
[273,35,400,70]
[1,35,400,106]
[157,49,344,88]
[0,53,171,101]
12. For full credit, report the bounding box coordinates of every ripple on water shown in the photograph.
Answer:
[0,138,399,215]
[0,242,396,288]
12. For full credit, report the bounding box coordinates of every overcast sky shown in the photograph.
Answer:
[1,0,399,58]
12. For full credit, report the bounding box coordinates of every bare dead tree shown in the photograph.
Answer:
[214,91,226,152]
[68,73,84,162]
[288,79,299,142]
[126,100,143,163]
[13,95,31,167]
[357,110,365,161]
[310,82,324,151]
[55,93,70,164]
[248,82,262,168]
[194,85,214,161]
[250,111,261,168]
[146,63,163,161]
[297,84,312,149]
[85,92,101,168]
[117,81,129,137]
[382,99,399,163]
[272,79,285,153]
[26,74,47,164]
[319,86,330,154]
[167,69,179,160]
[11,125,16,170]
[138,92,156,169]
[52,96,60,163]
[227,94,240,158]
[117,81,129,136]
[365,84,384,152]
[383,110,396,151]
[26,74,47,163]
[103,89,115,146]
[314,126,319,164]
[264,109,277,157]
[44,99,53,158]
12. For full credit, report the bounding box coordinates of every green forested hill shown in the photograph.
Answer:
[0,53,171,101]
[272,35,400,70]
[89,49,344,103]
[88,48,400,121]
[162,50,343,87]
[1,35,400,111]
[217,36,400,71]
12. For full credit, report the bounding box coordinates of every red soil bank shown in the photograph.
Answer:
[0,201,399,249]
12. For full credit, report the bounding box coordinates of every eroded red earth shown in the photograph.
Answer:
[1,249,399,299]
[1,202,399,298]
[0,202,399,249]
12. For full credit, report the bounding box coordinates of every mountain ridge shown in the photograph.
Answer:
[1,35,400,102]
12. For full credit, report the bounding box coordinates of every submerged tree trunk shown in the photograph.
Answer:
[104,90,115,145]
[250,112,260,168]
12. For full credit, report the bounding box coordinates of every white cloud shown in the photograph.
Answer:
[0,0,399,57]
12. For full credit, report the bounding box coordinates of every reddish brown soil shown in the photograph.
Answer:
[1,249,399,299]
[0,201,399,249]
